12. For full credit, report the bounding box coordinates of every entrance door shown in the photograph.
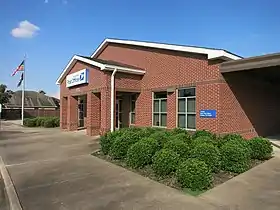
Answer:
[115,99,123,130]
[78,96,87,128]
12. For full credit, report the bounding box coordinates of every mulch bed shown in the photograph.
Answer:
[92,150,265,195]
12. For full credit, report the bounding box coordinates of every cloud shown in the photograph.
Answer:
[62,0,68,4]
[44,0,48,3]
[11,20,40,38]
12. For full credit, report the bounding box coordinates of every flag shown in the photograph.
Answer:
[11,60,25,76]
[17,73,24,87]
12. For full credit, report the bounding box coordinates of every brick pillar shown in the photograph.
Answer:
[86,92,101,136]
[167,91,176,129]
[60,96,68,129]
[135,90,152,127]
[100,87,111,134]
[67,96,78,131]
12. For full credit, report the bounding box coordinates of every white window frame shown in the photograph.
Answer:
[177,87,196,131]
[152,92,167,128]
[129,95,136,126]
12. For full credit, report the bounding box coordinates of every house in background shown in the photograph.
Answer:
[2,90,60,120]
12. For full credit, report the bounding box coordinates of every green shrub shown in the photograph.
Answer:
[149,131,170,147]
[193,136,216,147]
[43,118,54,128]
[176,159,212,191]
[248,137,273,160]
[152,149,180,176]
[164,139,190,159]
[220,141,251,173]
[218,133,244,147]
[190,143,221,172]
[170,133,192,144]
[109,130,143,159]
[127,138,160,168]
[53,117,60,127]
[100,130,123,155]
[169,128,189,136]
[192,130,214,139]
[35,117,45,127]
[23,118,36,127]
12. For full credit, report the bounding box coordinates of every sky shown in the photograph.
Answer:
[1,0,280,98]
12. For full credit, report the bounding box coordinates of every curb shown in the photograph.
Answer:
[0,157,22,210]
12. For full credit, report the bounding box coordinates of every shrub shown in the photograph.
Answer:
[152,149,180,176]
[218,133,244,147]
[100,130,123,155]
[169,128,189,136]
[192,130,214,139]
[164,139,190,159]
[127,138,160,168]
[170,133,192,144]
[43,118,55,128]
[35,117,45,127]
[176,159,212,191]
[192,136,216,147]
[247,137,273,160]
[190,143,221,172]
[109,130,143,159]
[54,117,60,127]
[149,131,170,148]
[23,118,36,127]
[220,141,251,173]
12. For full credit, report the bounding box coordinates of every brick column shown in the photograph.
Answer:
[100,87,111,134]
[60,96,68,129]
[86,92,101,136]
[135,90,152,127]
[67,96,78,131]
[167,91,176,129]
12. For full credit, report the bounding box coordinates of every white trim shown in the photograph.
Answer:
[56,55,145,85]
[110,69,117,132]
[91,38,242,60]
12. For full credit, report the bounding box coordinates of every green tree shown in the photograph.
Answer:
[0,84,12,104]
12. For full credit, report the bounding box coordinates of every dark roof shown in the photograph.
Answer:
[80,56,145,70]
[4,90,60,108]
[220,52,280,73]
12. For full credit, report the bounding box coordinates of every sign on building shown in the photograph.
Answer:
[66,69,89,88]
[200,110,216,118]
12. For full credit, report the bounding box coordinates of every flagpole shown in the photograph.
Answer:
[21,55,26,126]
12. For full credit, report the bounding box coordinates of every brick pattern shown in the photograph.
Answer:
[60,97,67,129]
[67,96,78,131]
[60,42,273,139]
[86,92,101,136]
[167,91,176,129]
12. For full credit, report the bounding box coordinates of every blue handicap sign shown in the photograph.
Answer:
[80,72,85,80]
[200,110,217,118]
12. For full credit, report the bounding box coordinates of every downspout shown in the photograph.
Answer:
[110,69,117,132]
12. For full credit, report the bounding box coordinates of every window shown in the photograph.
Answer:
[153,92,167,127]
[130,94,136,125]
[177,88,196,130]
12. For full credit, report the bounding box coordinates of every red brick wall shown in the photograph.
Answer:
[86,92,101,136]
[96,44,222,132]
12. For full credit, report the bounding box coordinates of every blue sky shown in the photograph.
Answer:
[1,0,280,98]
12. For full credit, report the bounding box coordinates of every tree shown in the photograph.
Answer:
[0,84,12,104]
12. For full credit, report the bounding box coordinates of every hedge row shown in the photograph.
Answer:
[99,127,273,191]
[23,117,60,128]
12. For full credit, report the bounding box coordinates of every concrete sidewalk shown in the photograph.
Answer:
[1,121,280,210]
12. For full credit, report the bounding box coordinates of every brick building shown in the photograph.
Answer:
[56,38,280,138]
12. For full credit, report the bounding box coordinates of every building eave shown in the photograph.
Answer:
[56,55,145,85]
[90,38,242,61]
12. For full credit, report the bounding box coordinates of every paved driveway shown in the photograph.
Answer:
[0,122,217,210]
[1,121,280,210]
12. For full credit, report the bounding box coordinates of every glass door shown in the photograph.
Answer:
[78,96,87,128]
[115,99,123,129]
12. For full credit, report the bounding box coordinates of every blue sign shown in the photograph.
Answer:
[66,69,89,87]
[200,110,217,118]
